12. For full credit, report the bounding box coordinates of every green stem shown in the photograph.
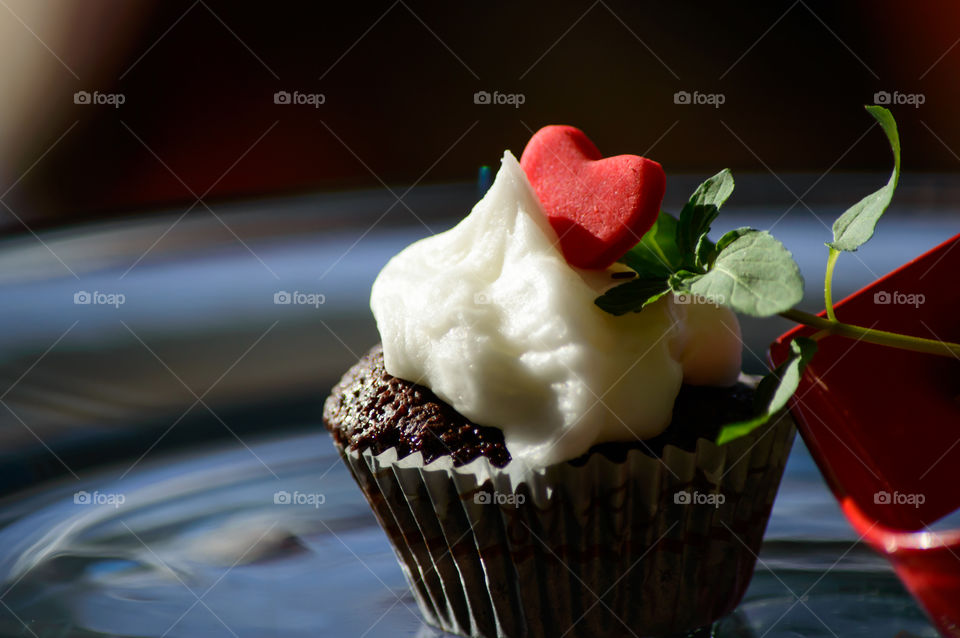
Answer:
[824,248,840,322]
[779,308,960,358]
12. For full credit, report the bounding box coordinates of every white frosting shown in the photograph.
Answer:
[370,152,742,467]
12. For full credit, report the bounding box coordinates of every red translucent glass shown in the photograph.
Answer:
[771,233,960,635]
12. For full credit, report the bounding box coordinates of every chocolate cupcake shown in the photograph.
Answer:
[323,130,796,637]
[326,347,793,637]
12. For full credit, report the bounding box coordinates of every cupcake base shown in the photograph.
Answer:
[335,407,795,637]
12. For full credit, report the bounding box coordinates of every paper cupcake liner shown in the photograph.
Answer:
[336,408,795,638]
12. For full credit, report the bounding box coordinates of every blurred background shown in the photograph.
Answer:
[2,0,960,226]
[0,2,958,636]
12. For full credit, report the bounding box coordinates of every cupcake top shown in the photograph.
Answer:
[370,142,743,467]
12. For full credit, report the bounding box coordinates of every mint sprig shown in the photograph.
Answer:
[595,105,960,445]
[828,106,901,253]
[596,177,804,318]
[820,105,902,322]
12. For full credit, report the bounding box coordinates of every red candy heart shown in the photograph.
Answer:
[519,125,666,270]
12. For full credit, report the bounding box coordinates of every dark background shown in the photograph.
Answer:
[2,0,959,230]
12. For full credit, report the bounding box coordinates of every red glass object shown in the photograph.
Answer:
[771,232,960,635]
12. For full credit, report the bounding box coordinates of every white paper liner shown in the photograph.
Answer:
[336,405,795,637]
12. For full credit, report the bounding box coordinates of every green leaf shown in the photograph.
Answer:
[679,228,804,317]
[667,269,701,291]
[827,106,901,252]
[597,212,684,315]
[694,234,717,270]
[678,169,735,257]
[716,337,817,445]
[594,277,672,315]
[619,211,683,277]
[714,227,752,253]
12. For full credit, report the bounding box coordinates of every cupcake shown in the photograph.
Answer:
[324,127,795,637]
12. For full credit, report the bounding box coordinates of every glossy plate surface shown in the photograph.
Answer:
[0,433,938,637]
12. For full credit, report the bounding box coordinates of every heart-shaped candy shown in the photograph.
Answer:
[520,125,666,270]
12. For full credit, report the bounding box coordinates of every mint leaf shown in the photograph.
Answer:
[678,228,804,317]
[667,269,701,291]
[714,227,752,252]
[597,212,685,315]
[595,277,671,315]
[678,169,734,258]
[716,337,817,445]
[827,106,901,252]
[619,211,683,277]
[694,234,717,270]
